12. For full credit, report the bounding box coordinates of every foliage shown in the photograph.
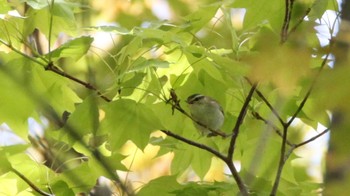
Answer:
[0,0,347,195]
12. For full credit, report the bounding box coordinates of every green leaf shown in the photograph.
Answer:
[183,3,220,33]
[0,52,80,138]
[25,1,78,38]
[0,153,12,175]
[171,148,193,176]
[233,0,284,32]
[7,152,56,193]
[184,46,225,83]
[149,102,187,135]
[65,95,99,137]
[61,162,99,194]
[133,27,170,43]
[205,52,249,79]
[117,36,143,65]
[191,147,212,179]
[129,58,170,73]
[42,81,81,114]
[241,138,281,181]
[48,36,94,61]
[50,180,75,196]
[27,0,49,9]
[137,175,182,196]
[308,0,329,20]
[0,61,36,139]
[0,0,11,13]
[98,99,164,150]
[0,178,18,195]
[277,178,302,196]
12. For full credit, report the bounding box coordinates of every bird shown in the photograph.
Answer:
[186,94,225,137]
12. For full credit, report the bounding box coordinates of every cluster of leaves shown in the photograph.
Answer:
[0,0,345,195]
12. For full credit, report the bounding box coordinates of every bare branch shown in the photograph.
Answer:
[281,0,295,44]
[294,128,330,149]
[270,126,288,195]
[160,130,226,160]
[227,84,257,160]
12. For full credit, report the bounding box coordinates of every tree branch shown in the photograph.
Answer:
[270,52,331,195]
[160,130,226,160]
[227,84,257,160]
[160,129,249,195]
[224,160,249,196]
[270,125,288,196]
[281,0,295,44]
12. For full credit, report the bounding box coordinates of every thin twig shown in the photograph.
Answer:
[11,168,53,196]
[227,84,257,160]
[287,53,330,127]
[280,0,295,44]
[251,111,293,146]
[0,39,112,102]
[288,7,311,35]
[294,128,330,149]
[45,62,112,102]
[245,78,285,126]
